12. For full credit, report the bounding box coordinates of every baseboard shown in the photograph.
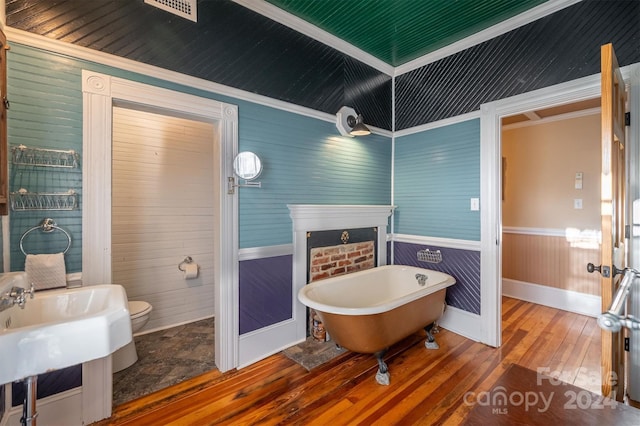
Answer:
[438,305,482,342]
[502,278,601,317]
[238,319,302,368]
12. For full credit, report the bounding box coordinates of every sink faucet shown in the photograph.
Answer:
[0,283,35,312]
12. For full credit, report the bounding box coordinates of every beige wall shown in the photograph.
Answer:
[502,114,601,296]
[502,114,600,230]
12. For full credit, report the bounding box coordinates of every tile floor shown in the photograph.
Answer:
[282,336,344,371]
[112,317,216,406]
[112,317,341,406]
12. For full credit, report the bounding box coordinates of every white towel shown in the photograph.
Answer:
[25,253,67,290]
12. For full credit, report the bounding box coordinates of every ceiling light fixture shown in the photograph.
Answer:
[336,106,371,137]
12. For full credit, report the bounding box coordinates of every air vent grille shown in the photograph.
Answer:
[144,0,197,22]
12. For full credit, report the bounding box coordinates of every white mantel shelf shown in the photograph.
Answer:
[287,204,396,231]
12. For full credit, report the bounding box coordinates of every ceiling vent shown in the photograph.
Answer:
[144,0,197,22]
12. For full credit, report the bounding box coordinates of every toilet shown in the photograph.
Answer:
[112,300,153,373]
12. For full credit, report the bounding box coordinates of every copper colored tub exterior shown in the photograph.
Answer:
[298,265,456,354]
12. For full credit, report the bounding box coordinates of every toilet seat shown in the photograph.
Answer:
[128,301,152,319]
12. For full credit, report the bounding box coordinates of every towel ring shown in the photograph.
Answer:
[19,218,72,256]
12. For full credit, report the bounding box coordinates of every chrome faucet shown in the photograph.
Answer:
[415,273,428,286]
[0,283,35,312]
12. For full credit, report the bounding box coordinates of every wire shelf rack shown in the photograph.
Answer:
[417,249,442,264]
[11,145,80,168]
[10,190,78,211]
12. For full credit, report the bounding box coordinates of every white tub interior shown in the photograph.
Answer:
[299,265,455,315]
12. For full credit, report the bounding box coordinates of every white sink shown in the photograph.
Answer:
[0,272,132,385]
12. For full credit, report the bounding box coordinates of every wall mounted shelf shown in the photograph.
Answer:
[417,249,442,264]
[10,190,78,211]
[11,145,80,168]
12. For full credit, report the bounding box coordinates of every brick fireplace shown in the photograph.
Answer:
[288,205,395,344]
[309,239,375,282]
[307,227,378,340]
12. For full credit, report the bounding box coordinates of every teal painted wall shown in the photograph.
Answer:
[8,45,83,272]
[239,107,391,247]
[6,43,392,270]
[394,119,480,241]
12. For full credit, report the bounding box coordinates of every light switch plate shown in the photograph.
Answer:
[470,198,480,211]
[574,198,583,209]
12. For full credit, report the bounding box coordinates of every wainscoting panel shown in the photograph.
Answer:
[502,231,600,296]
[393,241,480,315]
[239,255,292,334]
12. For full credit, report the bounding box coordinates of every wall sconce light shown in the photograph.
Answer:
[336,106,371,137]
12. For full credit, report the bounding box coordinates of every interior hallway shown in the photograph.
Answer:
[96,297,606,425]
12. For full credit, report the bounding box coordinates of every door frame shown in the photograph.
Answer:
[81,70,238,421]
[479,64,639,348]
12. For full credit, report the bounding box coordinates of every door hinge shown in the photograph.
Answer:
[625,337,630,352]
[626,224,631,239]
[625,112,630,126]
[227,176,236,195]
[0,89,8,110]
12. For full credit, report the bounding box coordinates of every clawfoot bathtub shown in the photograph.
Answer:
[298,265,455,385]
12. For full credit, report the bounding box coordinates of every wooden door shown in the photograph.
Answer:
[0,29,8,216]
[600,43,627,400]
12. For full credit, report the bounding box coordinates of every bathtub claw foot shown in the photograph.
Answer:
[374,349,390,385]
[425,340,440,350]
[375,370,390,386]
[424,322,439,350]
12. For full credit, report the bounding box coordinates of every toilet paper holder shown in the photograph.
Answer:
[178,256,194,272]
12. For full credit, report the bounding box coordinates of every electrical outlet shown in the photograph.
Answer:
[574,199,583,209]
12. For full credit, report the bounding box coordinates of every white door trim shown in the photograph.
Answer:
[479,64,639,348]
[82,70,238,421]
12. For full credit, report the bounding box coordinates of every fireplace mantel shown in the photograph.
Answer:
[287,204,395,342]
[287,204,396,231]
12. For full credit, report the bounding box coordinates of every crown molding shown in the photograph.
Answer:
[234,0,582,77]
[5,27,396,137]
[232,0,395,76]
[4,27,337,121]
[394,111,481,138]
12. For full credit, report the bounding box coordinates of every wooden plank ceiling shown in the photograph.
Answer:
[264,0,548,66]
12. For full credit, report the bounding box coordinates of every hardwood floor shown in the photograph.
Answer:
[94,298,602,425]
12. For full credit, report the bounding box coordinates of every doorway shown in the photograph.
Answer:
[500,102,602,393]
[480,62,637,399]
[478,71,606,349]
[111,106,217,332]
[110,106,218,403]
[81,70,238,420]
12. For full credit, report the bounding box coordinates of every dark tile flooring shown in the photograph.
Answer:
[112,317,343,407]
[112,317,216,406]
